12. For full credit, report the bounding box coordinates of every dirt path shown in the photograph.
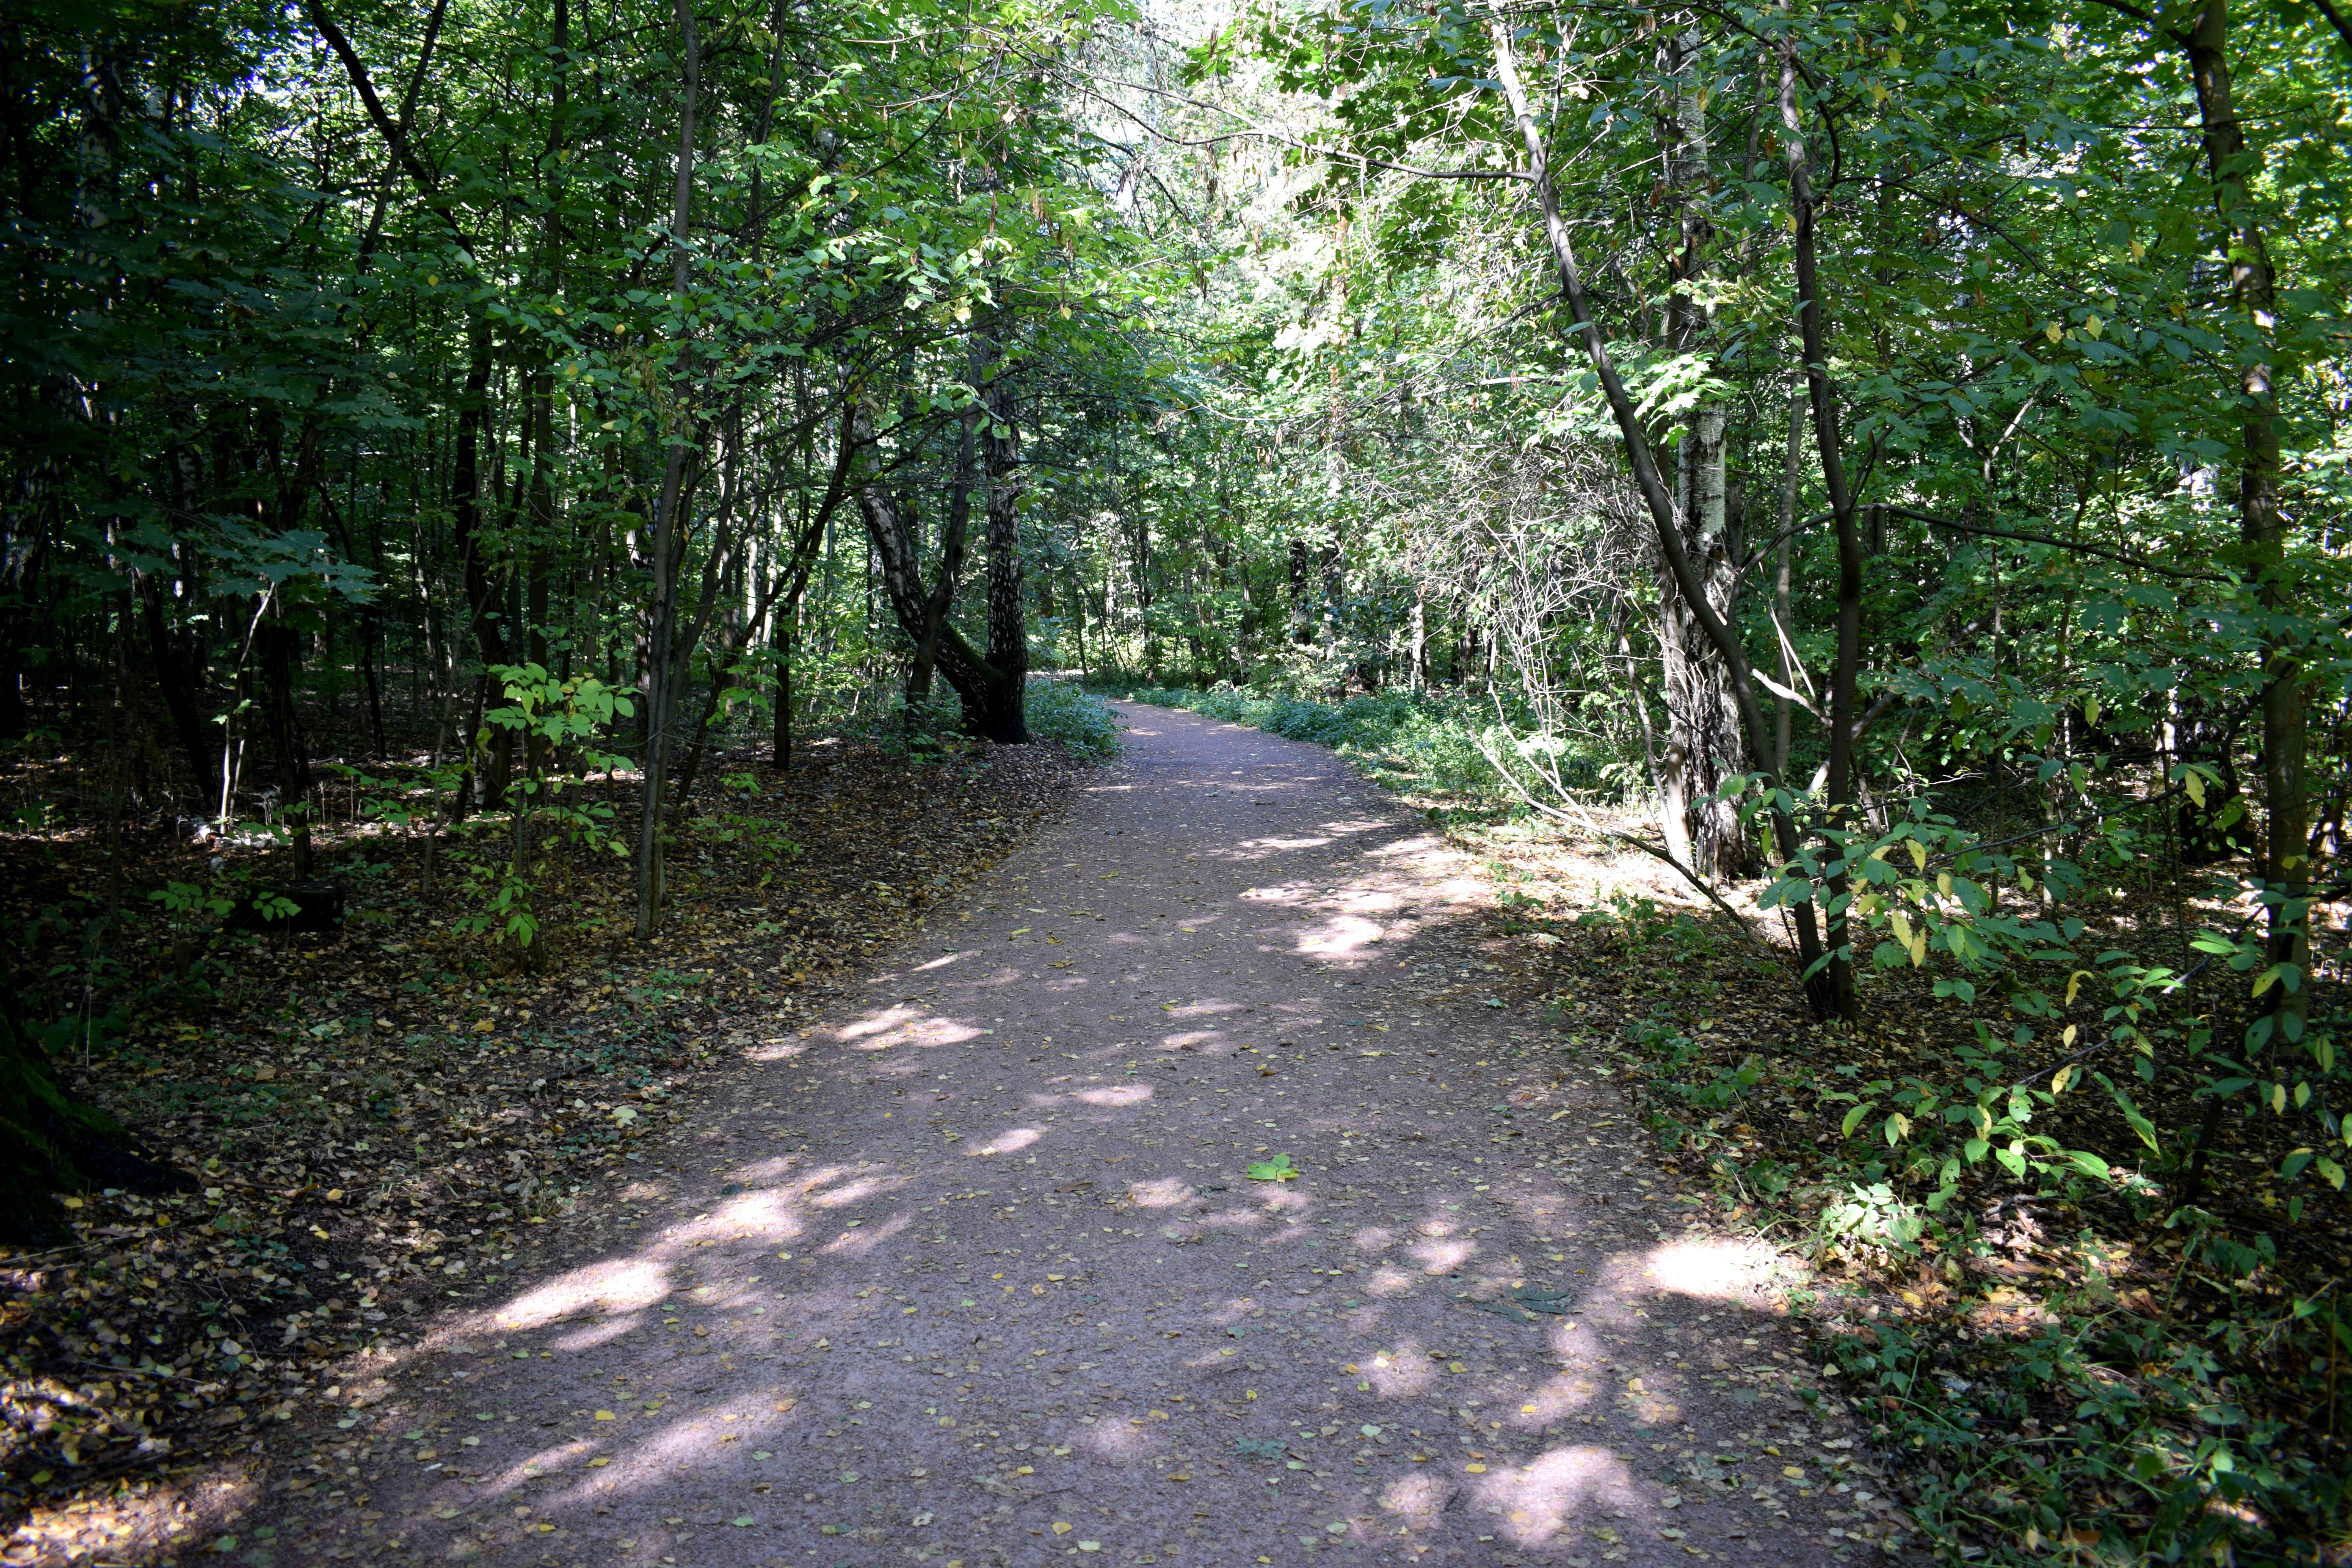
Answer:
[244,703,1902,1568]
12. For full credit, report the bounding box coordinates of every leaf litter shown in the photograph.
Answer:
[0,739,1082,1560]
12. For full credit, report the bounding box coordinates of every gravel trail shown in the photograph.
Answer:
[254,702,1898,1568]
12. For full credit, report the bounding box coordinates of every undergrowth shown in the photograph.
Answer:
[1584,896,2350,1566]
[1024,679,1122,760]
[1101,682,1523,808]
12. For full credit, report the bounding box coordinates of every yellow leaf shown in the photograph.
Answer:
[1907,840,1928,872]
[1936,871,1953,898]
[2129,237,2145,261]
[1465,1463,1488,1474]
[2082,315,2102,340]
[2065,971,2091,1006]
[594,1411,615,1422]
[2062,1024,2078,1047]
[2181,768,2206,807]
[587,1457,610,1468]
[1890,911,1914,949]
[2045,321,2063,344]
[1870,81,1889,105]
[1053,1523,1074,1535]
[2051,1065,2075,1096]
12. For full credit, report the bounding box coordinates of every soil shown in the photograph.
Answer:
[208,703,1909,1566]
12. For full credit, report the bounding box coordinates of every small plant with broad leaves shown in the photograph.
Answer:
[448,664,634,961]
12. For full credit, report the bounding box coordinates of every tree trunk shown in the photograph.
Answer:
[450,316,513,807]
[1772,387,1805,779]
[2183,0,2307,1050]
[139,574,212,789]
[1659,404,1748,877]
[771,599,793,769]
[907,408,978,705]
[635,0,699,943]
[975,340,1029,742]
[1409,588,1426,691]
[1777,42,1863,1023]
[255,603,314,880]
[1656,20,1753,881]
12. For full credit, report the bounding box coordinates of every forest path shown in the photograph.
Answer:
[256,704,1894,1568]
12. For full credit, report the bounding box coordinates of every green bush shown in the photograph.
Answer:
[1025,679,1122,759]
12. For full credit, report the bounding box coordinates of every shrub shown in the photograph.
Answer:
[1103,682,1532,804]
[1025,678,1122,759]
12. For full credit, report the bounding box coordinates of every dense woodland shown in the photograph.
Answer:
[3,0,2350,1556]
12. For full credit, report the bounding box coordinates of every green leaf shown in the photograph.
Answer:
[2109,1085,2160,1152]
[1246,1154,1299,1181]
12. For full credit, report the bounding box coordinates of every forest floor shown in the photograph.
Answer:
[0,733,1084,1563]
[6,702,1904,1566]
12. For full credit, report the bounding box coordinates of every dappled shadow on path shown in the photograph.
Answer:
[210,702,1886,1568]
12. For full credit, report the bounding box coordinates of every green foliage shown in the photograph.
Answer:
[1107,684,1518,804]
[1023,679,1122,759]
[449,664,635,955]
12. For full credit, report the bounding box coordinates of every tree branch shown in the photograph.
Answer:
[1886,506,2226,582]
[306,0,477,258]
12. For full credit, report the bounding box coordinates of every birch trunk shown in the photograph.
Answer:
[1656,20,1753,880]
